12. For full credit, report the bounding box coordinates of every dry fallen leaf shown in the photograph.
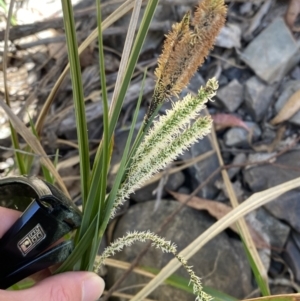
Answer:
[212,113,250,132]
[285,0,300,32]
[271,89,300,125]
[0,100,69,197]
[169,190,269,249]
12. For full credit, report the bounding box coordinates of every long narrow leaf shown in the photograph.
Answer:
[90,0,159,205]
[0,101,69,196]
[61,0,90,203]
[99,70,147,238]
[84,0,111,271]
[55,217,97,273]
[241,237,270,296]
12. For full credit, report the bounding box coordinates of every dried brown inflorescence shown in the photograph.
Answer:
[146,0,226,121]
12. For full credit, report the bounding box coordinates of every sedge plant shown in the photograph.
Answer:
[57,1,226,300]
[4,0,228,299]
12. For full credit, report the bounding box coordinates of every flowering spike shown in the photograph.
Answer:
[112,115,212,216]
[146,0,226,121]
[95,231,212,301]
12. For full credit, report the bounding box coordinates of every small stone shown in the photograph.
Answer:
[244,76,276,121]
[224,121,261,147]
[215,23,241,49]
[254,208,290,251]
[228,153,247,179]
[216,79,244,112]
[239,2,253,15]
[240,18,300,83]
[274,80,300,126]
[218,74,229,86]
[187,72,205,94]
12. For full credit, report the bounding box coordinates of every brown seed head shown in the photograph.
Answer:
[146,0,226,122]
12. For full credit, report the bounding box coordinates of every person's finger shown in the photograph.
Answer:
[0,272,105,301]
[0,207,21,237]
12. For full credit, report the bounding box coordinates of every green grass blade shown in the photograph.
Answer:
[75,0,109,250]
[81,0,111,271]
[241,236,270,296]
[61,0,90,203]
[98,70,147,239]
[55,217,97,273]
[10,127,26,174]
[90,0,159,180]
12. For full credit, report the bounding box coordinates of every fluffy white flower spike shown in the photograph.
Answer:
[95,231,213,301]
[112,78,218,216]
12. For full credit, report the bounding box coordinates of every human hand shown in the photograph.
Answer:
[0,207,105,301]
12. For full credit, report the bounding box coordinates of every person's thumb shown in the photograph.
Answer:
[0,272,105,301]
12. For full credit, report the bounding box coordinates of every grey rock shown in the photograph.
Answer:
[131,171,185,202]
[180,136,221,199]
[228,153,247,179]
[243,151,300,232]
[216,79,244,112]
[239,2,253,15]
[264,189,300,233]
[283,235,300,283]
[244,76,276,121]
[244,151,300,191]
[274,80,300,125]
[108,201,253,300]
[224,121,261,147]
[253,208,290,251]
[187,72,205,94]
[215,23,241,49]
[241,18,300,84]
